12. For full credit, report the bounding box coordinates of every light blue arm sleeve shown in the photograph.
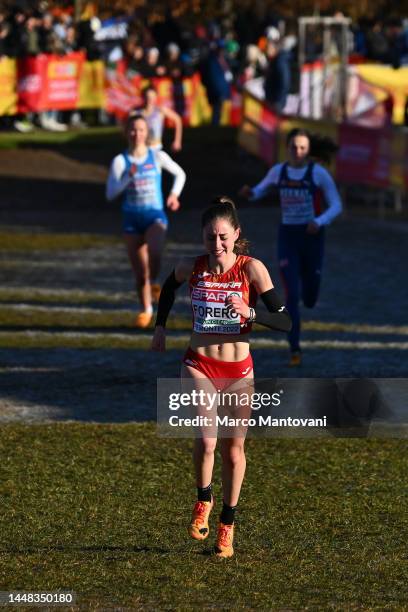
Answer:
[313,165,343,226]
[250,164,282,201]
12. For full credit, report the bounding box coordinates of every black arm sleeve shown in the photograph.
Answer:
[254,288,292,332]
[155,270,184,327]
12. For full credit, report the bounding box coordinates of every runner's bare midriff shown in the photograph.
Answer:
[190,331,250,361]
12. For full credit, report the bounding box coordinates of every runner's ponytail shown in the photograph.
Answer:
[286,128,338,164]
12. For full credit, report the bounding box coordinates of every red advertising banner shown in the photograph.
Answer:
[2,54,225,126]
[44,52,84,110]
[105,71,213,126]
[259,104,279,166]
[17,55,44,112]
[105,70,142,119]
[17,53,84,112]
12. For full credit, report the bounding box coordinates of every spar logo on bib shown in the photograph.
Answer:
[192,283,243,334]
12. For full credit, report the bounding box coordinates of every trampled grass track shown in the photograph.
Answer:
[1,424,408,610]
[1,301,408,335]
[2,331,408,351]
[1,126,408,608]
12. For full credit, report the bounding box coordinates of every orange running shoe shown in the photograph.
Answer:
[188,498,214,541]
[214,522,234,558]
[134,311,152,328]
[288,351,302,367]
[151,283,161,303]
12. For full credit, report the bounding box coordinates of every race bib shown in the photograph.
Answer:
[191,285,242,334]
[280,188,315,224]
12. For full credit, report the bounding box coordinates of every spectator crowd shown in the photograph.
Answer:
[0,2,407,131]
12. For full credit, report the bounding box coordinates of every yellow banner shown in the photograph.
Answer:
[77,60,106,109]
[189,81,211,126]
[355,65,408,125]
[390,129,406,189]
[237,119,262,157]
[0,58,17,115]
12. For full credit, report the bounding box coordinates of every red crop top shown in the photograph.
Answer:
[189,254,257,335]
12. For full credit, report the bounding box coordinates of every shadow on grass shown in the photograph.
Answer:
[0,325,146,334]
[0,176,116,234]
[0,348,174,422]
[0,544,208,555]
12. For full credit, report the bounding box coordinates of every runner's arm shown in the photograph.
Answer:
[248,164,282,201]
[154,258,193,328]
[247,259,291,332]
[156,150,186,196]
[161,106,183,150]
[106,155,132,201]
[312,165,343,226]
[256,289,292,332]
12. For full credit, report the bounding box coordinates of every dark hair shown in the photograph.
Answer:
[286,128,338,163]
[126,112,148,132]
[142,84,157,102]
[201,196,250,255]
[286,127,311,145]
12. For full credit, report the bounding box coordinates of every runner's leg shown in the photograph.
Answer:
[278,225,301,352]
[181,363,218,490]
[124,233,151,311]
[301,228,325,308]
[145,221,167,283]
[218,373,253,508]
[216,373,254,558]
[181,362,217,540]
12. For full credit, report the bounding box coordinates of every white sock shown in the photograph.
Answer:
[145,305,153,314]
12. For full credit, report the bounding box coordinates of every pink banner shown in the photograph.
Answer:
[336,124,392,187]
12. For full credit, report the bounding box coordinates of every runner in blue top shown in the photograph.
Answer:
[240,128,342,366]
[106,113,186,328]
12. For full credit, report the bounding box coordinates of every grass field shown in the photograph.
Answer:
[0,124,237,153]
[1,125,408,609]
[1,424,408,610]
[0,126,122,150]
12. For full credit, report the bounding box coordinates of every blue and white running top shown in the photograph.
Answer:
[250,161,342,226]
[122,148,162,211]
[106,148,186,212]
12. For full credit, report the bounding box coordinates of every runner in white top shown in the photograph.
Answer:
[106,113,186,328]
[137,85,183,152]
[106,149,186,204]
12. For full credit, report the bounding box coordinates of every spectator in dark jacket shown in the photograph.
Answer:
[128,44,147,76]
[200,43,232,125]
[0,9,10,57]
[365,20,389,63]
[143,46,166,77]
[6,9,27,57]
[264,39,291,113]
[77,17,101,60]
[165,42,184,79]
[387,18,408,68]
